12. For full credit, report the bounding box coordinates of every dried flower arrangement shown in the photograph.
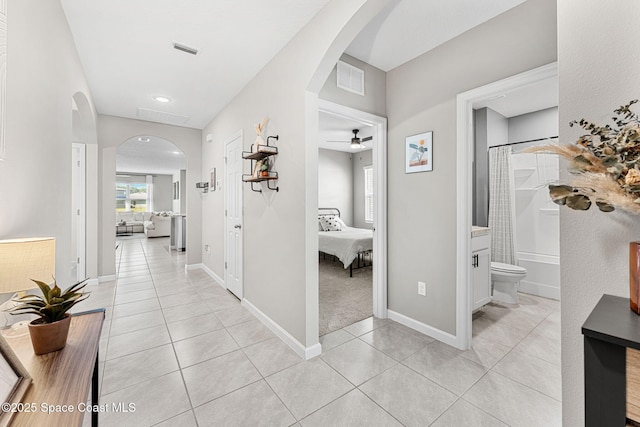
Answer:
[528,100,640,213]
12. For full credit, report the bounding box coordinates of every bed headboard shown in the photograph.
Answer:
[318,208,340,218]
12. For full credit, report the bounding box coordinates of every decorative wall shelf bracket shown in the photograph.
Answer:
[242,134,279,193]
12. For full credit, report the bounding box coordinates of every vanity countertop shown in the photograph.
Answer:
[472,226,490,237]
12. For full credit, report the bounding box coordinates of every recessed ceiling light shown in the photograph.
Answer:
[153,96,171,103]
[171,151,181,155]
[138,137,151,142]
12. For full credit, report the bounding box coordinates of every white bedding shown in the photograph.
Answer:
[318,226,373,268]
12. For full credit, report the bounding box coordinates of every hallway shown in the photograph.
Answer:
[78,237,561,426]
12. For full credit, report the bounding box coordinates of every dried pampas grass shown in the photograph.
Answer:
[570,172,640,214]
[524,144,607,174]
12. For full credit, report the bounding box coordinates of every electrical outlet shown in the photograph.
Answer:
[418,281,426,296]
[204,244,210,252]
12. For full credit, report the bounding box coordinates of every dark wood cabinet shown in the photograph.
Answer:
[582,294,640,426]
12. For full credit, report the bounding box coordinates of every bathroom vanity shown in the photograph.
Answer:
[471,227,491,311]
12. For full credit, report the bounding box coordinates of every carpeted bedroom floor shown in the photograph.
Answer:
[319,255,372,336]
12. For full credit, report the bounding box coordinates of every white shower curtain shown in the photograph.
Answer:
[488,146,517,265]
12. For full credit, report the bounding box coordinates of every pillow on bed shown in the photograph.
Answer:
[320,216,342,231]
[334,217,347,229]
[318,219,324,231]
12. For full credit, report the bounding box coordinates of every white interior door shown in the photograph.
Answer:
[71,143,86,282]
[225,132,243,299]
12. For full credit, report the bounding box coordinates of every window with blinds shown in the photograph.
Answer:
[364,166,374,223]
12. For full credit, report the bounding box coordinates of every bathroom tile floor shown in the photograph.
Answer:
[78,237,561,426]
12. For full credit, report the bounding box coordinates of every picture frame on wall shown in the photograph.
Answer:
[405,131,433,173]
[0,334,31,426]
[210,168,216,192]
[173,181,179,200]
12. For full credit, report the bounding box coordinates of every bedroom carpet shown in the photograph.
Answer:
[319,255,372,336]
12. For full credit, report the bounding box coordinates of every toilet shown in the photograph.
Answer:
[490,262,527,304]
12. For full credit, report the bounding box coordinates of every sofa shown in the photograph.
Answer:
[144,214,172,237]
[116,211,152,233]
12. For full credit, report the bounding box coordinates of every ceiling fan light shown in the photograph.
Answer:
[350,141,361,149]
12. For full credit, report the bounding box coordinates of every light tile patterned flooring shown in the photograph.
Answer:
[77,236,561,426]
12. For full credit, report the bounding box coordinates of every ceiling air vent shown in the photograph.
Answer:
[173,42,199,56]
[137,108,190,126]
[337,60,364,96]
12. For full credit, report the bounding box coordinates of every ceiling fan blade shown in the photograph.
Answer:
[361,136,373,142]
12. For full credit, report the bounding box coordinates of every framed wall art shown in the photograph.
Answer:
[210,168,216,192]
[405,131,433,173]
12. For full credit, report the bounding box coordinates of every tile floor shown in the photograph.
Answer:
[77,236,561,426]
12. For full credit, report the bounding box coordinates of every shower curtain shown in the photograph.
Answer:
[488,146,517,265]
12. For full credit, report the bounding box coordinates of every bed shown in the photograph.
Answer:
[318,208,373,276]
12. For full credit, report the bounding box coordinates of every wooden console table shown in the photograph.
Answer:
[582,294,640,426]
[1,309,104,427]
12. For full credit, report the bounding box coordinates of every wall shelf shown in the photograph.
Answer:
[242,135,279,193]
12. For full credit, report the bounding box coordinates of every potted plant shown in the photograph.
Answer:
[260,158,270,177]
[8,278,90,354]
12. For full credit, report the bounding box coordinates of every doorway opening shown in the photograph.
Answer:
[317,100,387,337]
[456,62,558,349]
[71,143,86,282]
[223,130,244,300]
[115,136,187,247]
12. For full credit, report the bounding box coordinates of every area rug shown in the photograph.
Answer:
[319,255,372,336]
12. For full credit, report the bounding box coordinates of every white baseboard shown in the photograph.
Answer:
[199,264,225,289]
[388,309,459,348]
[98,275,116,283]
[242,298,321,360]
[86,278,99,286]
[519,281,560,301]
[184,263,201,271]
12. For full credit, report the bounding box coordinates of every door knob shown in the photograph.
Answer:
[234,224,241,229]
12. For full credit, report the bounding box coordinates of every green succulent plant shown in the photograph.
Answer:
[8,278,90,324]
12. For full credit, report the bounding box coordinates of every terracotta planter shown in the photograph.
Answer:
[28,314,72,355]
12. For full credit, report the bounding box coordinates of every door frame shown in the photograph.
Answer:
[455,62,558,350]
[223,130,244,299]
[318,100,388,319]
[72,143,86,281]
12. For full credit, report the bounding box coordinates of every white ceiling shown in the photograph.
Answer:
[318,111,373,153]
[60,0,330,129]
[473,76,558,117]
[60,0,528,131]
[346,0,526,72]
[116,136,186,175]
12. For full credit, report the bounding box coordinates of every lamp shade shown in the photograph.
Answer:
[0,238,55,293]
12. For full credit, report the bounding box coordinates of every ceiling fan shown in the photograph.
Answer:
[328,129,372,149]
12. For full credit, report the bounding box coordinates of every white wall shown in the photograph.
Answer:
[486,109,509,148]
[0,0,97,286]
[352,148,373,229]
[318,149,353,225]
[558,1,640,425]
[319,53,386,117]
[153,174,173,212]
[201,0,395,350]
[474,107,508,227]
[97,115,202,276]
[386,0,557,335]
[508,106,558,143]
[172,170,187,214]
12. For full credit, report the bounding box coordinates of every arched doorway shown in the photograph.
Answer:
[71,91,98,283]
[115,136,187,250]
